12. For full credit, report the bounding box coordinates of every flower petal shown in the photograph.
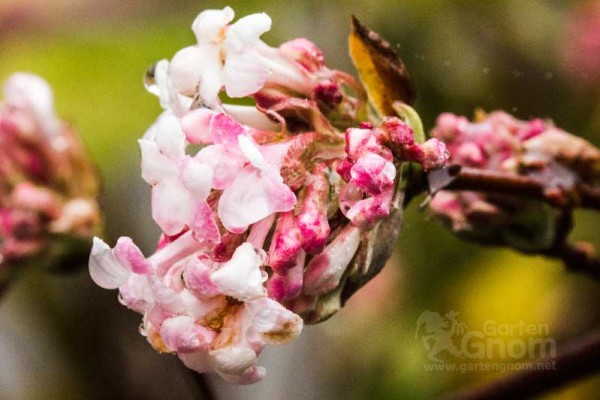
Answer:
[218,165,296,233]
[226,13,271,52]
[181,108,215,144]
[248,297,303,344]
[161,315,216,353]
[211,242,265,301]
[169,46,205,96]
[178,350,214,374]
[223,50,269,98]
[118,274,154,313]
[89,237,130,289]
[192,7,235,44]
[238,135,264,168]
[152,113,186,161]
[114,236,150,274]
[210,112,245,147]
[195,144,245,190]
[151,180,194,236]
[179,157,213,199]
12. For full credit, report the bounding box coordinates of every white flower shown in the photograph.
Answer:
[169,6,272,107]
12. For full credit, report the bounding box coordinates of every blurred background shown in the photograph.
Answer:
[0,0,598,399]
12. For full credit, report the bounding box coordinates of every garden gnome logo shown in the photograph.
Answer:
[415,311,469,362]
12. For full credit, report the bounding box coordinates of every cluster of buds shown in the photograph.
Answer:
[0,73,100,285]
[89,7,447,383]
[428,111,599,252]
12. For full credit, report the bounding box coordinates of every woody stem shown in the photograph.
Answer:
[443,330,600,400]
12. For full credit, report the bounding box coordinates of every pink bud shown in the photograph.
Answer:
[350,153,396,195]
[303,225,361,296]
[384,116,415,146]
[296,164,330,255]
[266,250,305,301]
[268,212,302,274]
[417,138,449,171]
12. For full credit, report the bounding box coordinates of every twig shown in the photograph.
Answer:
[545,242,600,281]
[440,166,600,210]
[444,330,600,400]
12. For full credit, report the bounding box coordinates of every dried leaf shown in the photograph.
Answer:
[349,16,416,116]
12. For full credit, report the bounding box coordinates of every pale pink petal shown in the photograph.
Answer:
[139,138,177,184]
[211,243,265,301]
[183,257,221,298]
[246,214,276,249]
[151,180,194,236]
[210,346,258,377]
[222,104,280,131]
[179,157,213,199]
[161,316,216,353]
[181,108,215,144]
[195,144,245,190]
[114,237,150,274]
[210,112,245,146]
[169,46,204,96]
[150,60,192,116]
[180,289,228,320]
[192,7,235,44]
[197,49,225,108]
[152,113,186,160]
[118,274,154,314]
[218,165,296,234]
[89,237,130,289]
[190,201,220,243]
[217,366,266,385]
[223,50,269,98]
[226,13,271,52]
[238,135,265,168]
[248,297,303,344]
[178,350,213,374]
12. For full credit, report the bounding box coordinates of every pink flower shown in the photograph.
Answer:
[0,73,99,274]
[91,6,450,384]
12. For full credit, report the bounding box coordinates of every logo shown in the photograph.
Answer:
[415,311,557,373]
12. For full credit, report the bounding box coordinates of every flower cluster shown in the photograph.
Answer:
[428,111,599,251]
[90,7,447,384]
[0,73,99,283]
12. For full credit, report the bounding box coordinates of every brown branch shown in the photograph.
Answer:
[444,330,600,400]
[545,242,600,281]
[440,166,600,210]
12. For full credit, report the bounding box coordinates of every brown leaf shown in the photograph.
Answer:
[349,16,416,115]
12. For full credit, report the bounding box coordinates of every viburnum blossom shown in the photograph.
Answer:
[90,6,447,384]
[0,73,100,285]
[428,111,600,251]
